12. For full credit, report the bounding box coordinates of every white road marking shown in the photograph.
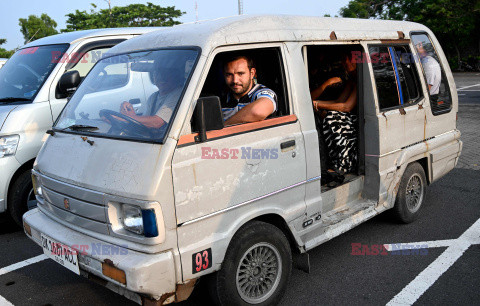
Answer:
[383,238,459,251]
[386,218,480,306]
[457,84,480,91]
[458,94,466,96]
[0,254,49,305]
[0,254,47,276]
[0,295,14,306]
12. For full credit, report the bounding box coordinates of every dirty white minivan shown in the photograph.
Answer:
[24,16,462,305]
[0,28,157,226]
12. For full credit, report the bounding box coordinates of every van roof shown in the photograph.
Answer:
[22,27,161,49]
[110,15,430,55]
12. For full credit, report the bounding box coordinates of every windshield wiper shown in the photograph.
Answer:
[0,97,32,103]
[59,124,99,132]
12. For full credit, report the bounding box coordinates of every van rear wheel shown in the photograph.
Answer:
[393,162,427,223]
[208,221,292,305]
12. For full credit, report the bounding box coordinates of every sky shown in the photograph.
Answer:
[0,0,350,50]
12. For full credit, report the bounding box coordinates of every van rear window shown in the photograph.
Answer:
[369,46,399,110]
[411,33,452,115]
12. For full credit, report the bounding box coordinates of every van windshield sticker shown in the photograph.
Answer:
[20,47,39,55]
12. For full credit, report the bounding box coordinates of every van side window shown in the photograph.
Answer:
[411,33,452,115]
[369,45,422,110]
[65,47,111,78]
[394,46,422,103]
[198,47,289,126]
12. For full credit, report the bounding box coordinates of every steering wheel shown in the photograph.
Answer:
[99,109,153,138]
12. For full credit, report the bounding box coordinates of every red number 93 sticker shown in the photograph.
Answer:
[192,248,212,274]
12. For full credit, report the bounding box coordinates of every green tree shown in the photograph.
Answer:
[19,14,59,44]
[339,0,480,67]
[62,2,184,32]
[0,39,15,58]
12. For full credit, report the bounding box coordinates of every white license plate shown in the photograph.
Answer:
[41,234,80,275]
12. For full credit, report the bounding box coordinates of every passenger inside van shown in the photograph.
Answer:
[310,50,358,186]
[221,55,278,126]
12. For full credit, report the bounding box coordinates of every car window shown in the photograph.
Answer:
[66,47,111,78]
[0,44,69,102]
[198,47,289,127]
[55,49,199,143]
[411,33,452,115]
[369,45,422,111]
[369,46,400,110]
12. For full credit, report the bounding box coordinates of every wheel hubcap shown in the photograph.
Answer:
[236,242,282,304]
[405,173,423,213]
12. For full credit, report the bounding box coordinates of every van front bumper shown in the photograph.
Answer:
[23,208,178,304]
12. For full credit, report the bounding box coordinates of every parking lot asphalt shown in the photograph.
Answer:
[455,72,480,105]
[0,73,478,306]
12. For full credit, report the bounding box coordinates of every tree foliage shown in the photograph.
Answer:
[0,39,15,58]
[18,14,59,44]
[62,2,184,32]
[339,0,480,67]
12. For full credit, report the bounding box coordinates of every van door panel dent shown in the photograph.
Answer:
[172,122,306,225]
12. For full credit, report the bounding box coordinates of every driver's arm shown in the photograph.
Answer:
[131,115,165,128]
[224,97,274,126]
[120,101,166,128]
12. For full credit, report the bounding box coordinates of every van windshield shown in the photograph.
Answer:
[55,49,198,143]
[0,44,69,103]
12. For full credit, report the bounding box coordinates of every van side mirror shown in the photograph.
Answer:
[56,70,81,99]
[191,96,224,142]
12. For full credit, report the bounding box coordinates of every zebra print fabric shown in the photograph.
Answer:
[322,110,358,174]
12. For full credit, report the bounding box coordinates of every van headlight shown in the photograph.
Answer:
[0,135,19,158]
[122,204,159,237]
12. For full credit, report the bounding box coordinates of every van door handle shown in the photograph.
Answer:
[280,140,296,150]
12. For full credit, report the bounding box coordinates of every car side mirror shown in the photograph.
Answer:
[191,96,224,142]
[56,70,81,99]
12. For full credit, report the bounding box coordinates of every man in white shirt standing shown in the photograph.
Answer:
[416,42,441,97]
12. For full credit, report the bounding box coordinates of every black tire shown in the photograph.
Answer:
[208,221,292,306]
[393,162,427,223]
[8,169,35,227]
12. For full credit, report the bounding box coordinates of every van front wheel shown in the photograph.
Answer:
[393,162,427,223]
[209,221,292,305]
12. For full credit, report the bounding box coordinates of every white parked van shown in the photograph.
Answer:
[24,16,461,305]
[0,28,158,226]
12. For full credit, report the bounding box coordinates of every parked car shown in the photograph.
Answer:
[24,15,461,305]
[0,27,159,226]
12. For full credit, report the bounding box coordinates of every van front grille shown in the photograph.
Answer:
[35,172,110,235]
